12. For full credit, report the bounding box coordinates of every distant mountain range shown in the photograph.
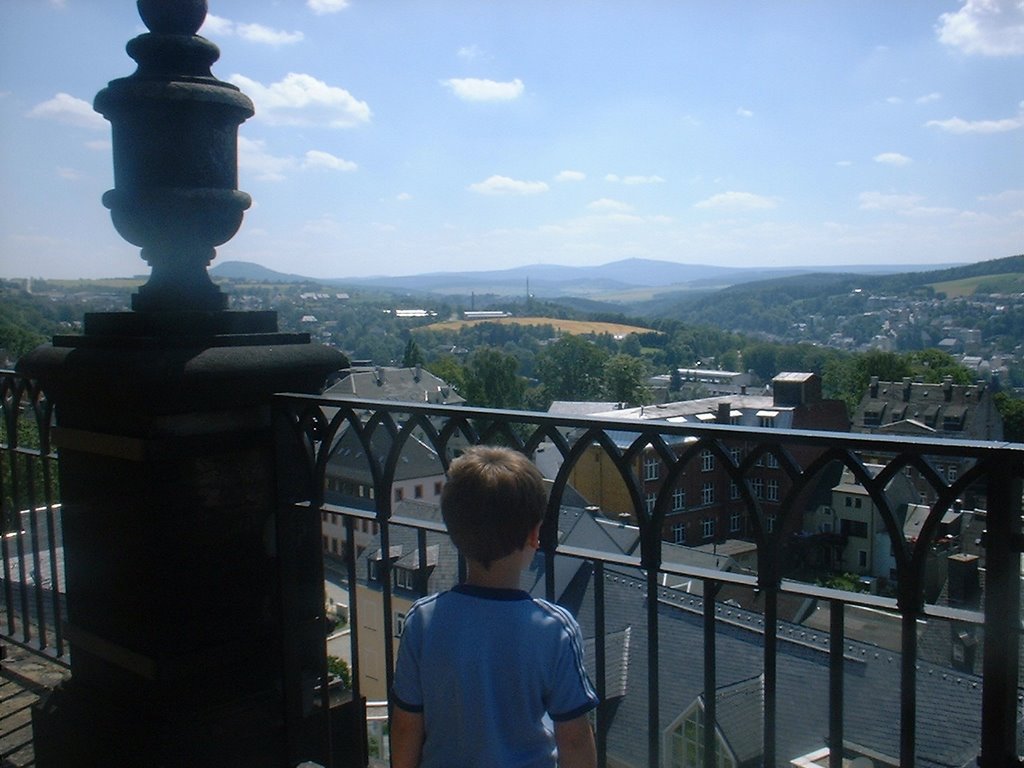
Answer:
[210,257,962,300]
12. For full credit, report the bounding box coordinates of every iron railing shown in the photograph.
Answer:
[275,392,1023,768]
[0,371,67,666]
[2,372,1020,766]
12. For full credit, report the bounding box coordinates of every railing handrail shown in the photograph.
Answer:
[275,389,1023,768]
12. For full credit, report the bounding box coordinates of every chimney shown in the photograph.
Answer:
[943,375,953,402]
[869,376,879,398]
[414,363,421,382]
[947,553,981,609]
[902,377,912,402]
[374,366,384,385]
[717,402,731,424]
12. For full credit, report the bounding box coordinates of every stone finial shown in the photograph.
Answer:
[137,0,208,36]
[94,0,253,314]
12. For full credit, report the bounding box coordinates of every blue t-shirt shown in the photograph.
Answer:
[391,583,599,768]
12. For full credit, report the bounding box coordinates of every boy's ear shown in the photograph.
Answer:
[527,521,543,549]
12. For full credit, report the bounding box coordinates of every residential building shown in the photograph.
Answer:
[852,376,1003,509]
[564,373,849,545]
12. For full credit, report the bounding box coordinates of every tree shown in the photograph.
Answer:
[402,338,424,368]
[463,348,525,409]
[536,336,608,402]
[603,354,649,406]
[326,655,351,690]
[906,349,972,384]
[995,393,1024,443]
[426,356,466,394]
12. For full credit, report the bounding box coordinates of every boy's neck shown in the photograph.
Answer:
[465,553,526,591]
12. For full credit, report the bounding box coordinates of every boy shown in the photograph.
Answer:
[390,446,599,768]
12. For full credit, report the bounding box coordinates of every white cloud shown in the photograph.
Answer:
[302,150,357,172]
[237,23,303,46]
[202,15,303,46]
[606,174,666,185]
[457,44,484,61]
[588,198,633,212]
[836,160,854,167]
[858,191,922,211]
[980,188,1024,203]
[926,104,1024,133]
[737,107,754,118]
[396,193,413,201]
[694,191,778,210]
[874,152,912,166]
[239,138,356,180]
[468,175,549,195]
[85,139,112,151]
[230,73,371,128]
[57,167,81,181]
[886,96,903,105]
[916,92,943,104]
[238,137,295,181]
[308,0,349,14]
[858,191,958,217]
[442,78,524,102]
[555,170,586,182]
[201,14,234,35]
[937,0,1024,56]
[28,93,106,130]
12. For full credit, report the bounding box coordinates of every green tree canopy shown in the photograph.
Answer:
[535,335,608,402]
[462,348,525,409]
[603,354,649,406]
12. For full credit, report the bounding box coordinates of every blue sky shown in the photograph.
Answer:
[1,0,1021,280]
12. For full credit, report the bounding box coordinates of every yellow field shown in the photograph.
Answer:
[417,316,656,337]
[929,272,1024,298]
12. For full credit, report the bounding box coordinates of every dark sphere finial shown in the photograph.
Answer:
[137,0,208,36]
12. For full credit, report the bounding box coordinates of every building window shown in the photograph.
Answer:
[395,612,406,637]
[702,517,715,539]
[946,465,958,482]
[394,487,404,502]
[729,447,742,466]
[643,456,660,481]
[767,478,779,502]
[845,497,852,507]
[434,481,443,496]
[752,478,764,499]
[858,550,868,568]
[394,568,414,590]
[766,453,779,469]
[414,484,424,499]
[759,414,775,428]
[672,487,686,512]
[766,514,776,534]
[645,493,657,514]
[841,519,869,538]
[672,523,686,544]
[701,449,715,472]
[730,510,742,533]
[730,481,740,501]
[855,497,863,509]
[368,559,379,582]
[667,705,735,768]
[701,482,715,506]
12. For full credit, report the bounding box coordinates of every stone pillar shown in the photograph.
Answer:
[18,2,347,765]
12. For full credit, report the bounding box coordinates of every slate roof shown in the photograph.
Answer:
[574,566,1000,768]
[324,365,465,406]
[853,378,1002,441]
[325,428,444,484]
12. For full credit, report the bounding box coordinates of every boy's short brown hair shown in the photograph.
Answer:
[441,446,547,568]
